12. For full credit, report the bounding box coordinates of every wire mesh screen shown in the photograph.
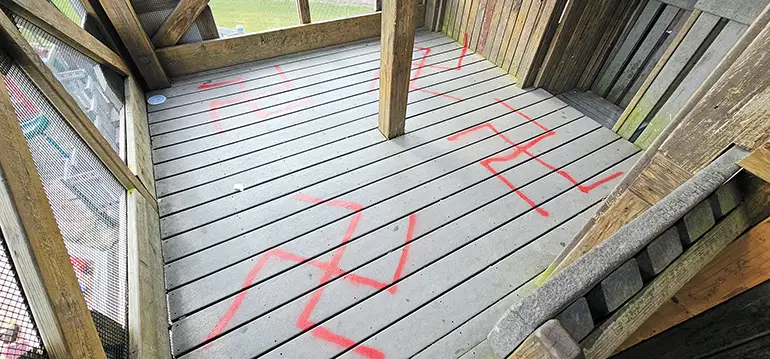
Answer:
[47,0,87,27]
[0,50,129,359]
[136,8,204,44]
[0,228,47,359]
[309,0,374,22]
[209,0,299,35]
[12,15,126,159]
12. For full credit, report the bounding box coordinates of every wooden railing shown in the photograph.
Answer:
[0,0,169,357]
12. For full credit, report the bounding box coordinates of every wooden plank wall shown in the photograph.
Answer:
[439,0,567,87]
[541,3,770,351]
[611,0,768,149]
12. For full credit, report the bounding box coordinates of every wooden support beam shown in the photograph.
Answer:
[151,0,210,48]
[97,0,170,89]
[297,0,311,24]
[195,6,220,40]
[125,76,156,197]
[378,0,416,139]
[425,0,440,31]
[127,190,171,358]
[155,7,427,77]
[0,74,107,359]
[375,0,382,11]
[0,11,158,211]
[509,320,582,359]
[0,0,130,75]
[580,206,751,359]
[738,142,770,183]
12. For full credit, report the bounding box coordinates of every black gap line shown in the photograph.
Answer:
[172,123,622,356]
[241,147,640,359]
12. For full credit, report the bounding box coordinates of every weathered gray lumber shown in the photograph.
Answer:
[695,0,770,25]
[151,54,490,176]
[510,320,582,359]
[659,0,697,10]
[615,10,719,139]
[585,259,643,318]
[619,10,691,108]
[148,40,462,131]
[159,84,541,245]
[182,151,639,359]
[592,0,665,96]
[677,199,715,245]
[460,341,497,359]
[580,206,751,359]
[635,227,683,280]
[487,147,748,358]
[710,178,742,218]
[557,297,594,342]
[154,68,517,199]
[166,99,590,328]
[634,20,747,145]
[606,5,681,104]
[148,33,447,107]
[557,90,622,129]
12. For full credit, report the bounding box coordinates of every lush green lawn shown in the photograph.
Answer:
[209,0,372,34]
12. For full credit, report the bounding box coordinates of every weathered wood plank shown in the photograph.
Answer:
[509,0,543,77]
[0,10,158,209]
[125,76,156,197]
[487,0,516,61]
[127,190,171,359]
[493,0,523,64]
[515,0,569,86]
[592,0,664,97]
[627,152,691,204]
[195,6,219,40]
[1,0,130,75]
[155,7,427,77]
[695,0,770,25]
[98,0,170,89]
[0,74,106,359]
[297,0,311,24]
[738,142,770,183]
[618,213,770,351]
[480,0,505,58]
[580,205,751,359]
[510,320,581,359]
[378,0,417,138]
[151,0,211,48]
[501,0,532,71]
[612,10,714,136]
[469,0,490,51]
[635,20,747,147]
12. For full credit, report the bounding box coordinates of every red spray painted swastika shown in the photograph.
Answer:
[368,34,468,102]
[205,195,418,358]
[447,99,624,217]
[207,65,311,133]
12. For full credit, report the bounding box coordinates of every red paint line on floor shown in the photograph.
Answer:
[198,78,243,89]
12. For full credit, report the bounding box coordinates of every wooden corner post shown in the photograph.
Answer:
[378,0,416,139]
[0,75,107,359]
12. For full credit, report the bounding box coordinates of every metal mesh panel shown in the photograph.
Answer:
[309,0,374,22]
[208,0,299,35]
[1,51,128,359]
[137,8,203,44]
[0,229,47,359]
[47,0,87,27]
[12,15,126,159]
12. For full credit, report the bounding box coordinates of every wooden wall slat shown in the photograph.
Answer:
[480,0,505,58]
[487,0,517,61]
[501,0,533,71]
[468,0,489,51]
[452,0,467,39]
[515,0,568,86]
[612,10,715,136]
[493,0,523,64]
[509,0,542,75]
[592,0,664,97]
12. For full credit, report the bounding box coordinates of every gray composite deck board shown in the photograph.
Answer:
[153,33,641,359]
[167,115,612,332]
[152,53,491,179]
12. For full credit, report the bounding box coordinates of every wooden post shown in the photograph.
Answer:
[151,0,211,48]
[0,75,107,359]
[378,0,415,139]
[375,0,382,11]
[297,0,311,24]
[97,0,170,89]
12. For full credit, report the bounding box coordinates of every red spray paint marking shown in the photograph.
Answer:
[198,78,243,89]
[208,66,309,133]
[368,41,465,102]
[448,100,624,216]
[205,195,418,359]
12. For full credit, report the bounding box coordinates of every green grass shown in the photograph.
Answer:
[209,0,372,34]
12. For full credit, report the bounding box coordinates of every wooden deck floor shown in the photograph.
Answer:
[147,30,641,359]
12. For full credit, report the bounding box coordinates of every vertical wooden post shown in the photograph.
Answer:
[378,0,416,139]
[297,0,311,24]
[375,0,382,11]
[0,75,107,359]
